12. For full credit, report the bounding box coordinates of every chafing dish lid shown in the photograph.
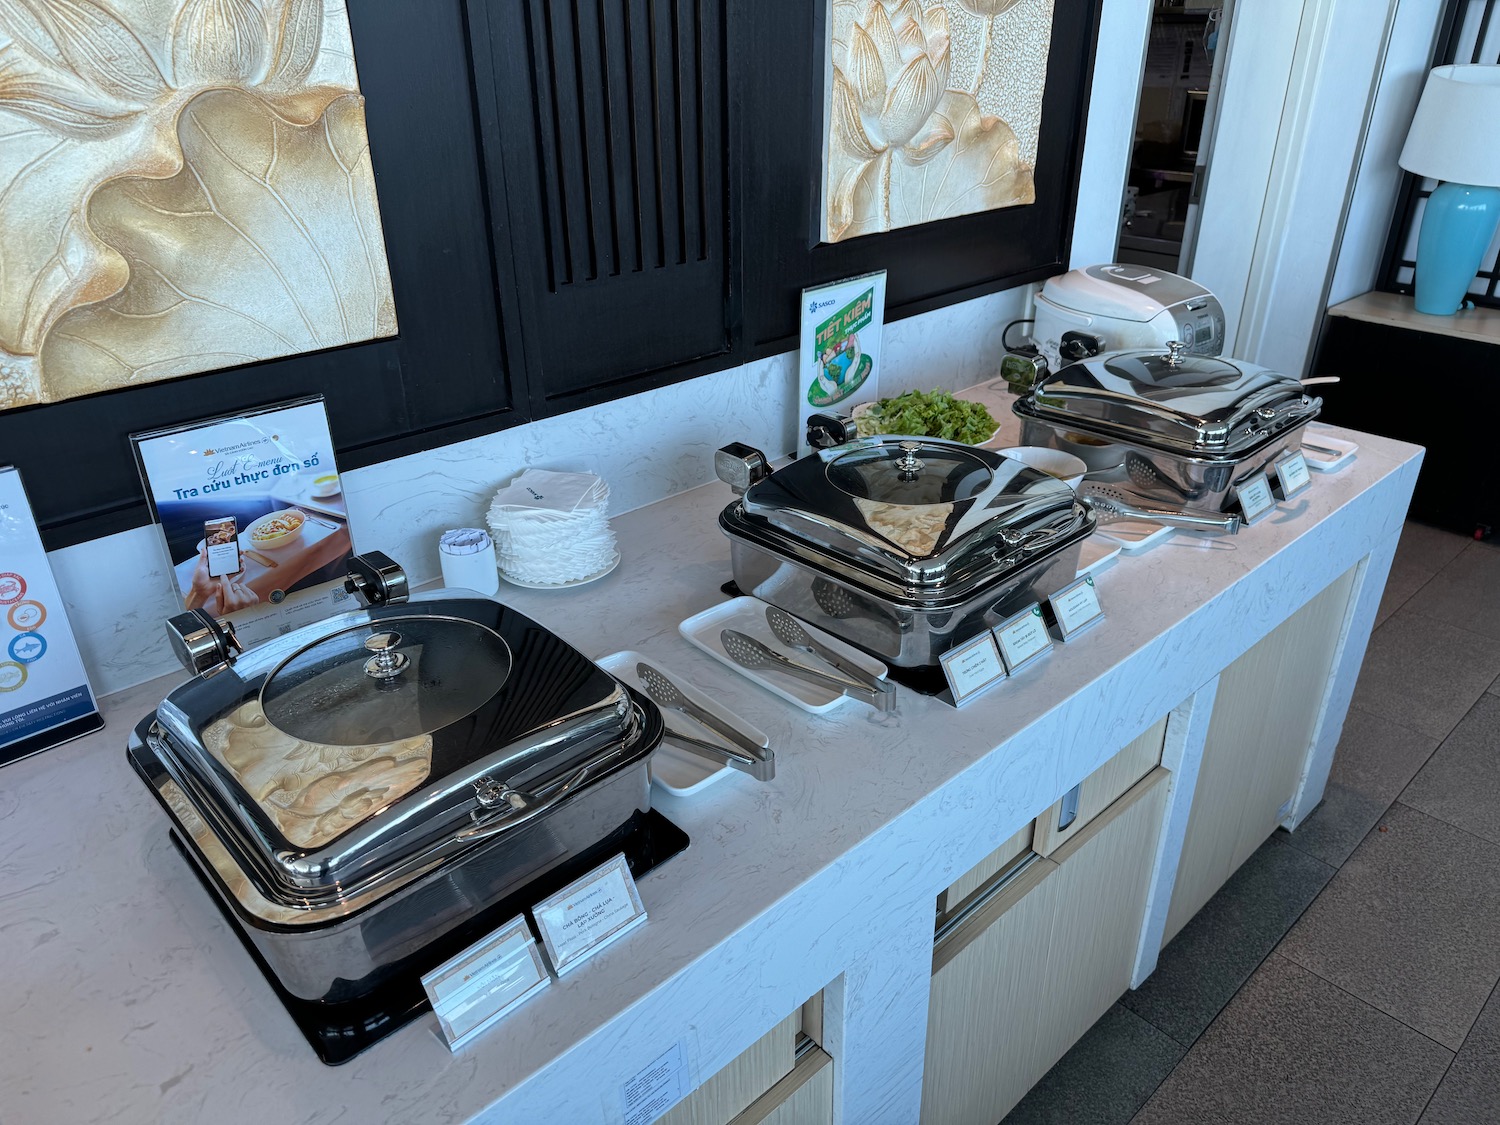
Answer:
[1025,347,1319,454]
[260,615,510,746]
[735,437,1085,589]
[148,596,640,904]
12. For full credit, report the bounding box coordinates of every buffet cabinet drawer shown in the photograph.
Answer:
[1164,566,1357,944]
[922,768,1171,1125]
[1033,715,1169,857]
[730,1047,834,1125]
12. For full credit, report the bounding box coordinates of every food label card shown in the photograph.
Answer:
[994,604,1054,673]
[1048,575,1105,640]
[0,468,102,767]
[939,632,1008,706]
[1233,472,1276,525]
[132,398,357,649]
[532,854,646,975]
[422,915,550,1052]
[1274,450,1312,499]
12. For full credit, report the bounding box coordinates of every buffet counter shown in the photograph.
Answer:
[0,393,1421,1125]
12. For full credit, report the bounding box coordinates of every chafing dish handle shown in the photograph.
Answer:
[1029,384,1211,439]
[454,760,605,844]
[993,506,1088,559]
[806,412,857,449]
[166,610,243,675]
[344,551,410,607]
[715,444,770,496]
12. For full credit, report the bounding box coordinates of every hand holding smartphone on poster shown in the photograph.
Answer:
[133,398,356,649]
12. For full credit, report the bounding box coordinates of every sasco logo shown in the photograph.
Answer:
[808,298,836,314]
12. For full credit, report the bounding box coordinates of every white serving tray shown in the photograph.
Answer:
[679,596,888,713]
[1302,425,1358,473]
[1076,537,1122,575]
[597,650,768,797]
[1094,519,1175,554]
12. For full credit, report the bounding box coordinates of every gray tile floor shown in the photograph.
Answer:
[1004,521,1500,1125]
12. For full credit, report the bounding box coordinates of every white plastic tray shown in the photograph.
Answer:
[597,650,768,797]
[1076,537,1122,575]
[679,597,888,713]
[1094,519,1175,554]
[1302,425,1358,473]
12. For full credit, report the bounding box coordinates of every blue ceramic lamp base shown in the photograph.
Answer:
[1414,181,1500,315]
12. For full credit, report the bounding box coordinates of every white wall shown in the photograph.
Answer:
[1069,0,1153,267]
[1189,0,1405,377]
[48,3,1165,699]
[1327,0,1445,304]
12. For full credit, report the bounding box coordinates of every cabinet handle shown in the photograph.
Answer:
[1057,783,1082,832]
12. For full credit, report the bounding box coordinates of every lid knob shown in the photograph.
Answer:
[895,440,925,479]
[1164,339,1187,367]
[362,630,409,681]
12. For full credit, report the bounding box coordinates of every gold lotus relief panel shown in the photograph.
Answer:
[824,0,1056,242]
[0,0,397,409]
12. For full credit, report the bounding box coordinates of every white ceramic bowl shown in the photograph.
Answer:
[245,509,307,551]
[310,473,341,498]
[998,445,1087,489]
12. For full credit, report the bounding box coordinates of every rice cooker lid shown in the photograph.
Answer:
[1041,264,1215,323]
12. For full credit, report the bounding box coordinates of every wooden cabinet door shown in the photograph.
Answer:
[732,1048,834,1125]
[1164,567,1357,944]
[1033,769,1171,1070]
[924,858,1063,1125]
[923,770,1170,1125]
[657,1012,798,1125]
[1033,715,1168,857]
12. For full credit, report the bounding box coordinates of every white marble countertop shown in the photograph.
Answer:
[0,393,1422,1125]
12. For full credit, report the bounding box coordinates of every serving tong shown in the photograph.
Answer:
[635,662,775,781]
[720,628,897,713]
[1079,483,1241,535]
[765,607,895,701]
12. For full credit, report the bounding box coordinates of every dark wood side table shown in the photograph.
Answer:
[1311,291,1499,538]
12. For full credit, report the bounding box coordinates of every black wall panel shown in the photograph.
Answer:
[475,0,733,413]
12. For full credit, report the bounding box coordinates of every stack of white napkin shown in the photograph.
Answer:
[486,469,616,585]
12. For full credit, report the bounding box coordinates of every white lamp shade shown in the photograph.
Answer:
[1399,65,1500,186]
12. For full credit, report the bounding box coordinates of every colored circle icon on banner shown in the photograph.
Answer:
[0,573,24,604]
[0,661,25,691]
[7,600,45,631]
[8,632,46,664]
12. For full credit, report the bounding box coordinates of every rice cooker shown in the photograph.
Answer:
[1031,264,1225,371]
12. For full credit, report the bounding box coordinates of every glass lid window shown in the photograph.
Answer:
[259,615,512,747]
[825,442,993,507]
[1101,353,1245,391]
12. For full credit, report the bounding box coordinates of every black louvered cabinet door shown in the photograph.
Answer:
[472,0,734,416]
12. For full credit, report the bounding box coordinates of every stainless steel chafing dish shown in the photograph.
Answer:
[715,417,1096,670]
[1013,341,1322,512]
[127,553,662,1003]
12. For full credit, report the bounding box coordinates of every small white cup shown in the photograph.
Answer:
[999,446,1087,489]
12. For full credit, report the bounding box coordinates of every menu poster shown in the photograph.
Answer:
[0,468,103,767]
[132,398,357,650]
[798,271,887,457]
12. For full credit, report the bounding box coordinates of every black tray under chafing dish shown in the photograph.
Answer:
[174,807,688,1065]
